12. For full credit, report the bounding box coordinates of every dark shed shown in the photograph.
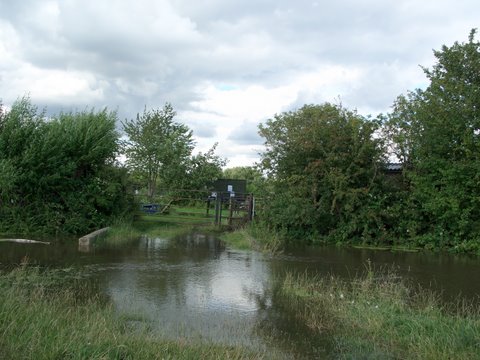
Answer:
[212,179,247,194]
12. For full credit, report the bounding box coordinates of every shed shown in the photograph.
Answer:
[212,179,247,195]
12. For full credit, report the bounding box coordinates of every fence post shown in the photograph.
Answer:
[247,194,254,222]
[214,193,221,226]
[228,196,234,227]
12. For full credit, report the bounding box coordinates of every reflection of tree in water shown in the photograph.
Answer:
[247,277,335,359]
[170,233,225,259]
[110,234,224,307]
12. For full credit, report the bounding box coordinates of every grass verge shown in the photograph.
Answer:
[0,266,264,360]
[219,229,254,250]
[219,223,283,253]
[279,263,480,359]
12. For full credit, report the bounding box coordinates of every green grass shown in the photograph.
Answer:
[100,223,142,247]
[218,223,283,252]
[279,263,480,359]
[0,267,265,360]
[219,229,254,250]
[100,214,202,248]
[97,204,233,248]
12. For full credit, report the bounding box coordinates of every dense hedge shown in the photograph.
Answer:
[0,98,133,236]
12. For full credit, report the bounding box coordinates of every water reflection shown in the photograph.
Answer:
[1,233,479,358]
[101,234,281,354]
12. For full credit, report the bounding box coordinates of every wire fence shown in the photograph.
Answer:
[134,188,255,228]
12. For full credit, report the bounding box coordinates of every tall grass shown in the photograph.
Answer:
[279,263,480,359]
[219,229,255,250]
[0,267,264,360]
[220,222,284,252]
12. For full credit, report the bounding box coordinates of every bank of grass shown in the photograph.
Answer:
[100,214,202,247]
[280,264,480,360]
[219,229,254,250]
[0,267,263,360]
[220,223,283,252]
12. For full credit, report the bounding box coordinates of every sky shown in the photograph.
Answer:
[0,0,478,167]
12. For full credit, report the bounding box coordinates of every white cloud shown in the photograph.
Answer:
[1,0,479,166]
[9,65,105,104]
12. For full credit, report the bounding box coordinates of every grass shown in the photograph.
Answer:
[100,222,142,247]
[279,262,480,359]
[219,229,254,250]
[99,214,203,248]
[0,266,265,360]
[219,223,284,253]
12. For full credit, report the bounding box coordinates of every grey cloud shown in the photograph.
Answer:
[1,0,479,166]
[227,121,263,146]
[188,120,218,139]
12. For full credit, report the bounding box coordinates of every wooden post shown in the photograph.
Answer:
[214,194,221,226]
[228,196,234,227]
[252,196,256,221]
[246,195,254,221]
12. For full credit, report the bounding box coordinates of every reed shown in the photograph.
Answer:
[219,223,283,253]
[279,263,480,359]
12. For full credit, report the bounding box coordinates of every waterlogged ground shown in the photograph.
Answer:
[1,233,479,358]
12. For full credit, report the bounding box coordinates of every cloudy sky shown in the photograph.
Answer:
[0,0,478,167]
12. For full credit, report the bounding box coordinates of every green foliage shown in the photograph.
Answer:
[255,30,480,253]
[0,97,133,235]
[122,104,226,200]
[386,29,480,251]
[258,103,385,245]
[122,104,194,198]
[183,143,226,191]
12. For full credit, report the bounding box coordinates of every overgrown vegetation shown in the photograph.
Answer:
[1,31,480,254]
[0,99,224,238]
[279,264,480,359]
[220,224,283,252]
[0,99,133,236]
[256,30,480,254]
[258,103,384,246]
[0,267,262,360]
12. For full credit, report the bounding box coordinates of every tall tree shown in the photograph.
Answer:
[387,29,480,249]
[122,104,194,199]
[183,143,226,191]
[258,103,385,243]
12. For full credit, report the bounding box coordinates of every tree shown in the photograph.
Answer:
[258,103,385,244]
[0,97,132,235]
[386,29,480,250]
[183,143,226,191]
[122,104,194,199]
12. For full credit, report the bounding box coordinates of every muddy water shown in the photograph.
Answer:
[1,234,479,358]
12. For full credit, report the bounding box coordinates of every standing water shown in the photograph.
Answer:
[1,233,479,358]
